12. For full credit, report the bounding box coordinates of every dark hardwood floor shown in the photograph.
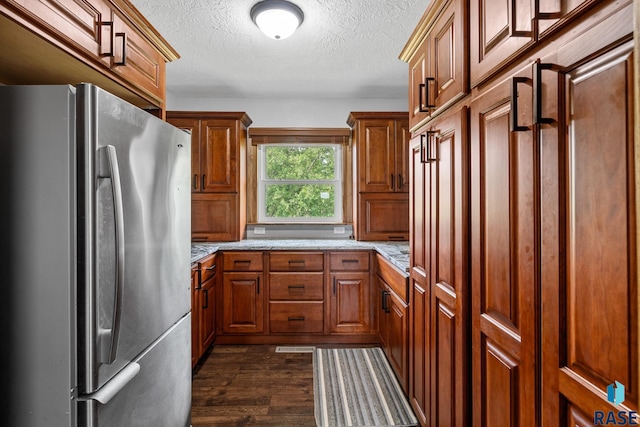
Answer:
[191,345,317,426]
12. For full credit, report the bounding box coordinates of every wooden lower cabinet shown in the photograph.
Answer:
[376,274,409,392]
[328,252,372,334]
[192,253,218,367]
[222,271,264,334]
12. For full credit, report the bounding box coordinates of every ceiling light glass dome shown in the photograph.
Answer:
[250,0,304,40]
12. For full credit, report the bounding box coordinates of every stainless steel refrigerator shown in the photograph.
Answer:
[0,84,192,426]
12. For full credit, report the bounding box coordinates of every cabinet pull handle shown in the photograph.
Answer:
[202,289,209,309]
[206,264,216,271]
[288,317,305,321]
[201,174,206,190]
[333,277,337,295]
[288,285,305,289]
[234,260,251,265]
[288,260,306,266]
[381,289,388,312]
[388,235,405,241]
[341,259,359,264]
[418,77,436,112]
[398,174,403,190]
[510,76,530,132]
[390,174,394,190]
[256,277,260,294]
[420,134,427,164]
[194,174,199,190]
[533,61,562,125]
[99,21,114,57]
[114,32,127,66]
[426,131,437,162]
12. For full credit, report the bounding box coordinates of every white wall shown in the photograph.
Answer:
[166,94,408,128]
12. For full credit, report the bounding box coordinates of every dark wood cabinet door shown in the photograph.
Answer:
[200,275,216,352]
[357,119,395,192]
[190,266,199,368]
[222,272,264,334]
[540,41,637,425]
[329,272,370,334]
[395,119,410,193]
[191,193,239,242]
[429,0,467,111]
[409,42,429,129]
[471,66,538,426]
[201,119,237,192]
[387,291,408,393]
[409,271,429,426]
[166,117,201,192]
[469,0,534,86]
[428,107,469,426]
[410,134,429,275]
[357,193,409,241]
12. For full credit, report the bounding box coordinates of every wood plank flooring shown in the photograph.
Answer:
[191,345,317,426]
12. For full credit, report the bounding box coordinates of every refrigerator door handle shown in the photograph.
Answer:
[79,362,140,405]
[99,145,125,365]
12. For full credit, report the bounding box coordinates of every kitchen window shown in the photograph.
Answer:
[257,143,343,223]
[248,127,351,225]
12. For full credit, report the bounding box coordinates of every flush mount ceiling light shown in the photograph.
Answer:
[250,0,304,40]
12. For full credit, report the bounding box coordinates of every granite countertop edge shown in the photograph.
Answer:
[191,239,409,275]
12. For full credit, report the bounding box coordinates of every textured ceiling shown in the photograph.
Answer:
[130,0,430,100]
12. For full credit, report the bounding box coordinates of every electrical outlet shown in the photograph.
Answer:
[254,227,266,235]
[333,226,346,234]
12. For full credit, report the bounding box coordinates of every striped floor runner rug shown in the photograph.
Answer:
[313,347,418,427]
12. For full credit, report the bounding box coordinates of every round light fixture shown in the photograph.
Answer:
[250,0,304,40]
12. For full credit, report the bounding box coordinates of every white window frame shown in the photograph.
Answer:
[257,143,343,223]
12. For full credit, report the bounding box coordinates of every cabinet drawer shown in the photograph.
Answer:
[269,252,324,271]
[223,251,263,271]
[330,251,370,271]
[198,253,217,284]
[269,302,324,333]
[269,272,324,300]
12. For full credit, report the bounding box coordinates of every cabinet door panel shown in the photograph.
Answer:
[430,0,467,110]
[201,119,237,192]
[166,117,201,191]
[358,119,395,192]
[329,272,370,333]
[358,193,409,241]
[470,0,534,85]
[471,68,537,426]
[409,43,429,129]
[388,292,408,392]
[200,277,216,351]
[541,42,637,424]
[191,193,238,241]
[429,107,469,426]
[112,15,164,106]
[7,0,111,62]
[222,272,264,334]
[410,135,429,275]
[409,274,429,426]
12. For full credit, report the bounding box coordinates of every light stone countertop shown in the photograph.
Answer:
[191,239,409,275]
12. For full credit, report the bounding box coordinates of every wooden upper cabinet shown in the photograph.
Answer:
[111,11,164,106]
[201,119,237,192]
[469,0,534,86]
[348,112,410,193]
[401,0,467,130]
[167,112,251,194]
[0,0,179,111]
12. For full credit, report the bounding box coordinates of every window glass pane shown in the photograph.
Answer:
[265,146,336,180]
[265,184,335,218]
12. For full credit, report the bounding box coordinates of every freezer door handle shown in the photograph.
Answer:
[99,145,125,365]
[79,362,140,405]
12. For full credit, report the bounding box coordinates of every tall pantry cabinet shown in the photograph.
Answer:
[401,0,637,424]
[167,112,252,241]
